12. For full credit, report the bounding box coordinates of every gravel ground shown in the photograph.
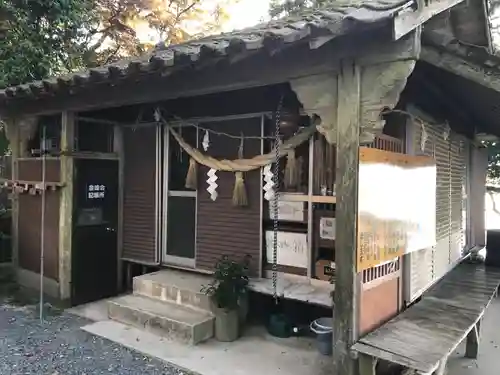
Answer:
[0,302,190,375]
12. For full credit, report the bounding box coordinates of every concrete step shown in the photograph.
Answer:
[108,294,214,345]
[133,270,213,313]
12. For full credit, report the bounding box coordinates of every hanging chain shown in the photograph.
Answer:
[272,95,283,304]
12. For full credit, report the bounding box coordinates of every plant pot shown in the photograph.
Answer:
[214,307,240,342]
[238,293,249,327]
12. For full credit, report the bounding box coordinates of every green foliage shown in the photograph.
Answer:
[0,0,95,88]
[0,0,235,88]
[269,0,329,18]
[484,141,500,182]
[201,255,250,311]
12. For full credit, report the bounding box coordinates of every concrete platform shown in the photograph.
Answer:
[249,277,332,307]
[135,269,333,308]
[82,320,332,375]
[72,295,500,375]
[67,298,111,322]
[108,294,214,345]
[447,296,500,375]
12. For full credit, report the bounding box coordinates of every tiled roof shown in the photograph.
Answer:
[0,0,413,100]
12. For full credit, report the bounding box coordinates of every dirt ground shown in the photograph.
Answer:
[446,296,500,375]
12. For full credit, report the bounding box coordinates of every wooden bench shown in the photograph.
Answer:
[351,260,500,375]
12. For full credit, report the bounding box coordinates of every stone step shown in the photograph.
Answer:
[133,270,213,313]
[108,294,214,345]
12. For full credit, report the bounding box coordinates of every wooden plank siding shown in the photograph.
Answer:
[122,126,158,264]
[195,118,261,274]
[17,159,60,280]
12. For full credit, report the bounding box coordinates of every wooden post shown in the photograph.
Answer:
[58,111,75,301]
[333,59,361,375]
[6,119,20,269]
[359,354,377,375]
[434,358,448,375]
[113,125,124,292]
[465,320,481,359]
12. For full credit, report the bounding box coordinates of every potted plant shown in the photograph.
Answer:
[201,255,250,342]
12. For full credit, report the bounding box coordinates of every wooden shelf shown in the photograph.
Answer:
[311,195,336,204]
[279,193,336,204]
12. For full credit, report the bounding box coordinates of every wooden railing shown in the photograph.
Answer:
[362,258,401,284]
[367,134,404,153]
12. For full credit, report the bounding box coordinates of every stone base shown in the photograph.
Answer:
[108,294,214,345]
[16,267,59,299]
[133,269,212,312]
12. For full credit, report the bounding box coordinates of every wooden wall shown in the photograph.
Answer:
[17,159,60,280]
[359,276,401,335]
[116,84,290,269]
[122,127,158,263]
[195,119,261,274]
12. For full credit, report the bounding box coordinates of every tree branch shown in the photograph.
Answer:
[88,33,109,53]
[177,0,202,19]
[103,45,121,65]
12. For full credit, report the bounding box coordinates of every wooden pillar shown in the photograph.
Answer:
[333,59,361,375]
[470,146,487,246]
[113,125,124,291]
[5,119,20,269]
[58,111,75,301]
[465,320,481,359]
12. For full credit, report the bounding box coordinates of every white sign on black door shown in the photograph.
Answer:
[87,184,106,199]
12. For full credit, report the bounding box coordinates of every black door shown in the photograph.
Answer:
[72,159,118,306]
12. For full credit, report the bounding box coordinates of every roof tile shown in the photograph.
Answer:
[0,0,413,100]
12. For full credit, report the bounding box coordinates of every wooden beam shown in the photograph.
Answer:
[333,60,361,375]
[69,152,119,160]
[421,46,500,93]
[413,71,478,138]
[58,111,75,301]
[393,0,464,40]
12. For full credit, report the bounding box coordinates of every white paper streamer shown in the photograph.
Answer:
[263,164,275,201]
[202,130,210,151]
[206,168,218,201]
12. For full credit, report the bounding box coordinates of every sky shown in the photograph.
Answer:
[223,0,271,31]
[135,0,271,43]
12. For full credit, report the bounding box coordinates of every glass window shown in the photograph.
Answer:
[168,126,197,191]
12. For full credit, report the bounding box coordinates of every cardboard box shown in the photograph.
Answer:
[315,260,336,281]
